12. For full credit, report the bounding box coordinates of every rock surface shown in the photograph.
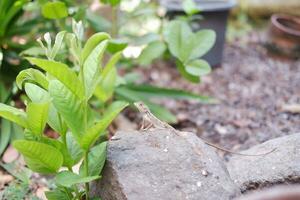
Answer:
[91,130,240,200]
[227,133,300,192]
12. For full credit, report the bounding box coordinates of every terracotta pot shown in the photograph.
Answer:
[268,14,300,58]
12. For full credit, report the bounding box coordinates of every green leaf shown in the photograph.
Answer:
[55,171,100,188]
[49,80,85,140]
[16,68,49,90]
[163,20,193,62]
[176,59,200,83]
[79,142,107,176]
[115,87,177,123]
[26,57,84,99]
[0,103,27,127]
[0,161,32,183]
[138,41,166,66]
[0,49,3,67]
[100,0,121,7]
[13,140,63,174]
[45,188,70,200]
[50,31,66,59]
[0,119,11,155]
[24,83,49,103]
[107,39,127,54]
[81,32,110,63]
[146,102,177,123]
[83,39,108,99]
[20,47,45,57]
[189,30,216,60]
[122,84,216,104]
[182,0,199,15]
[94,52,122,102]
[94,68,116,103]
[39,137,75,168]
[81,101,128,150]
[41,1,68,19]
[48,103,67,136]
[26,102,49,136]
[10,124,24,141]
[164,21,215,62]
[66,132,84,164]
[185,59,211,76]
[86,11,111,32]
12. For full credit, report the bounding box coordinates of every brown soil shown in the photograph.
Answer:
[136,40,300,154]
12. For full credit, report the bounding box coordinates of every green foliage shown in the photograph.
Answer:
[100,0,121,7]
[138,41,167,65]
[0,28,128,199]
[0,181,30,200]
[163,20,216,83]
[55,171,100,188]
[14,140,63,173]
[41,1,68,19]
[182,0,199,15]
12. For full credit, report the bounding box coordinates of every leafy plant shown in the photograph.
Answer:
[0,28,128,199]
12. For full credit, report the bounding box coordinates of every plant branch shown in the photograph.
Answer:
[111,6,118,38]
[84,151,90,200]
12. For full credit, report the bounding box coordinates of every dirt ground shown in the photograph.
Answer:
[137,39,300,154]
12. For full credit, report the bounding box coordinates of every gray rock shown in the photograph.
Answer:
[227,133,300,192]
[91,130,240,200]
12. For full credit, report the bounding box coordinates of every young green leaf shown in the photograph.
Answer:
[100,0,121,7]
[16,68,49,90]
[80,101,128,150]
[163,20,194,62]
[107,39,128,54]
[81,32,110,63]
[0,103,27,128]
[26,57,84,99]
[66,132,84,164]
[13,140,63,174]
[121,84,216,104]
[26,102,49,136]
[185,59,211,77]
[189,30,216,60]
[55,171,100,188]
[176,59,200,83]
[48,103,67,136]
[45,188,70,200]
[0,161,32,184]
[49,80,85,140]
[115,87,178,123]
[182,0,199,15]
[138,41,166,66]
[66,132,84,163]
[41,1,68,19]
[94,52,122,102]
[79,142,107,176]
[0,119,11,155]
[39,137,76,168]
[50,31,66,59]
[83,39,108,99]
[24,83,49,103]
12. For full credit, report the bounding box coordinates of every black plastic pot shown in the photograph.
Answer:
[160,0,236,67]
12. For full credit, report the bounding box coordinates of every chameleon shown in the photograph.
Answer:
[134,101,276,157]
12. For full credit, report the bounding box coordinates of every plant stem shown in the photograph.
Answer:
[84,151,90,200]
[67,166,81,199]
[111,6,118,38]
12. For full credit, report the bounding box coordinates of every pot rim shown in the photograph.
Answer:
[271,14,300,37]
